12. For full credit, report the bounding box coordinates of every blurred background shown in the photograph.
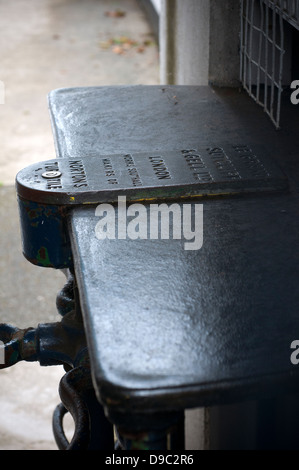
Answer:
[0,0,159,450]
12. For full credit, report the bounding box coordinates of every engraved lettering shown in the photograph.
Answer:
[232,145,270,178]
[207,147,241,180]
[44,161,62,189]
[181,149,197,154]
[69,160,88,188]
[102,158,119,185]
[46,179,62,189]
[182,149,213,183]
[149,156,172,180]
[123,154,143,187]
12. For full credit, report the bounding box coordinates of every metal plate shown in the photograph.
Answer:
[16,144,288,205]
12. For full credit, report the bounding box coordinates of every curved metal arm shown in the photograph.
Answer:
[0,308,87,370]
[0,324,38,369]
[52,364,114,450]
[53,366,91,450]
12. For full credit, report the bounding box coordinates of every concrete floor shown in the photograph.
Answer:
[0,0,159,450]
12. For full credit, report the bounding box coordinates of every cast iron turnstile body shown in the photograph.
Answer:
[2,85,299,449]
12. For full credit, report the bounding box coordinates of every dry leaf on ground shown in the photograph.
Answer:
[99,36,156,54]
[105,10,126,18]
[112,45,124,55]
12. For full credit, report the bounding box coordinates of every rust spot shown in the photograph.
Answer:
[39,247,47,260]
[36,247,54,267]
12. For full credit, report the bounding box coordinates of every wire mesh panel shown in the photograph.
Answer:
[268,0,299,30]
[240,0,285,128]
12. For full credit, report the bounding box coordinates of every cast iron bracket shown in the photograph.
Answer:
[15,146,287,268]
[0,272,114,450]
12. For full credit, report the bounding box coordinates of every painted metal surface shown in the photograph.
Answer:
[53,361,114,450]
[7,85,299,448]
[48,85,299,419]
[16,146,288,206]
[17,197,72,268]
[0,273,114,449]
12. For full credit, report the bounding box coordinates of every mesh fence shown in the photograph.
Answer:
[240,0,299,128]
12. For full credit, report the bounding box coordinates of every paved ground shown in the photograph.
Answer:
[0,0,159,450]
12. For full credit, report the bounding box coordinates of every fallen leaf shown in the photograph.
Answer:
[112,45,124,55]
[143,39,155,46]
[122,42,133,51]
[99,40,112,49]
[99,36,143,55]
[105,10,126,17]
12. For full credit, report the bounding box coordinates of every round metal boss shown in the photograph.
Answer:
[42,170,62,179]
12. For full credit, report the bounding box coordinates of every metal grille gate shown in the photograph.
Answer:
[240,0,299,128]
